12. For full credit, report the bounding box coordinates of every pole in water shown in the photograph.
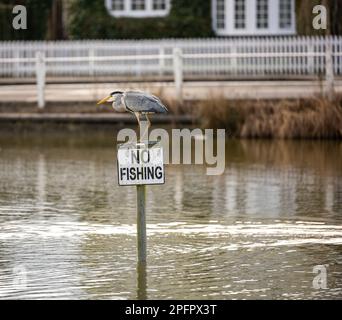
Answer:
[137,260,147,300]
[136,184,146,263]
[136,120,148,264]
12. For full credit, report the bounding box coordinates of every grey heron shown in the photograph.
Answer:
[97,90,168,128]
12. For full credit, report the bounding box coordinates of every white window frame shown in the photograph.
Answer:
[215,0,226,30]
[256,0,269,30]
[212,0,296,36]
[105,0,171,18]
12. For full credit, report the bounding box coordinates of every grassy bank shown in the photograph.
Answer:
[193,97,342,139]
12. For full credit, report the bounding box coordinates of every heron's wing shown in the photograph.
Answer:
[124,91,168,114]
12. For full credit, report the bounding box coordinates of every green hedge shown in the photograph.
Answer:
[68,0,213,39]
[0,0,52,40]
[2,0,342,41]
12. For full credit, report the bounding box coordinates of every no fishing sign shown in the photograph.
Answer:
[117,144,164,186]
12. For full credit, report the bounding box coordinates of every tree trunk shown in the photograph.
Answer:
[48,0,65,40]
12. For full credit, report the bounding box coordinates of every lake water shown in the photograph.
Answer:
[0,128,341,299]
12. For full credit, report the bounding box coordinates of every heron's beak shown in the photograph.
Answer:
[97,95,112,105]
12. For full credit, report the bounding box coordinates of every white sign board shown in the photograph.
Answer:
[117,146,164,186]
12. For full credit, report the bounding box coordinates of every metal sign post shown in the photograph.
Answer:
[137,122,147,264]
[117,121,164,265]
[137,183,147,263]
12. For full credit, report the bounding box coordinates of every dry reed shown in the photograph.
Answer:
[196,96,342,139]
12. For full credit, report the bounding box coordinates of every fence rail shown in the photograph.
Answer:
[0,36,339,108]
[0,36,342,79]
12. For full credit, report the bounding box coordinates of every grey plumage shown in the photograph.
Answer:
[122,91,168,114]
[97,90,168,129]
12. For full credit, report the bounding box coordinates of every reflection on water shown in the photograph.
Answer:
[0,129,341,299]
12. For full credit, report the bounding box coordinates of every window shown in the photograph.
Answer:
[256,0,268,29]
[213,0,296,36]
[132,0,145,10]
[235,0,246,29]
[153,0,166,10]
[111,0,124,11]
[216,0,225,30]
[279,0,292,29]
[106,0,170,18]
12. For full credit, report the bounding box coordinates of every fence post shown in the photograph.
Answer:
[14,51,20,78]
[325,37,335,101]
[35,51,46,109]
[173,48,183,103]
[159,46,165,76]
[231,43,237,76]
[308,42,314,76]
[89,48,95,77]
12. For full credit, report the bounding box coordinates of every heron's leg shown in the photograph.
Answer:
[145,114,151,129]
[140,114,151,142]
[134,112,141,126]
[134,112,141,141]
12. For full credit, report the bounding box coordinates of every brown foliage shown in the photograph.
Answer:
[196,97,342,139]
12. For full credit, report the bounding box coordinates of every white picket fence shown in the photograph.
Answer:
[1,36,342,79]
